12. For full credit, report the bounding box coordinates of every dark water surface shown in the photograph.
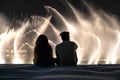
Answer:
[0,64,120,80]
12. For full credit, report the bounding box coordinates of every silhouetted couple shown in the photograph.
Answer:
[33,31,78,67]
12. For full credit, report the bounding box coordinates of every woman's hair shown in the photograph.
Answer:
[34,34,54,67]
[35,34,48,47]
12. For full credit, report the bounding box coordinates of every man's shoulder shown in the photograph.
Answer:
[56,42,63,47]
[56,41,77,46]
[69,41,77,45]
[69,41,75,43]
[69,41,78,48]
[56,42,67,48]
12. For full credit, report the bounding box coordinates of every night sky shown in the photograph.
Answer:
[0,0,120,19]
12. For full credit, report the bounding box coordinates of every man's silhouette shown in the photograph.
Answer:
[55,31,78,66]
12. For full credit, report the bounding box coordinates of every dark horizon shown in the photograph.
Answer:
[0,0,120,19]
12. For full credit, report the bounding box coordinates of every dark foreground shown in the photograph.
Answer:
[1,64,120,80]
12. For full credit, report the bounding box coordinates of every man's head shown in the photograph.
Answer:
[60,31,70,41]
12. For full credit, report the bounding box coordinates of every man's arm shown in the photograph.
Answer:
[55,47,60,66]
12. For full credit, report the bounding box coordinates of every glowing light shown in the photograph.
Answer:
[88,33,101,64]
[111,33,120,64]
[0,1,120,64]
[12,56,24,64]
[0,55,5,64]
[38,16,52,33]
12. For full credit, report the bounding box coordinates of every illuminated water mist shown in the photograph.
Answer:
[0,1,120,64]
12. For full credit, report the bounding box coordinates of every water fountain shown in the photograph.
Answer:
[0,1,120,64]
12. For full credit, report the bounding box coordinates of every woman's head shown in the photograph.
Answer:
[36,34,48,46]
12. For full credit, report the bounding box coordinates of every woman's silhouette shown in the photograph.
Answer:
[33,34,54,67]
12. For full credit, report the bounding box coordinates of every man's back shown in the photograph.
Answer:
[56,41,78,66]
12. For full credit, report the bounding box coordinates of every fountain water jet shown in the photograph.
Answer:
[0,1,120,64]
